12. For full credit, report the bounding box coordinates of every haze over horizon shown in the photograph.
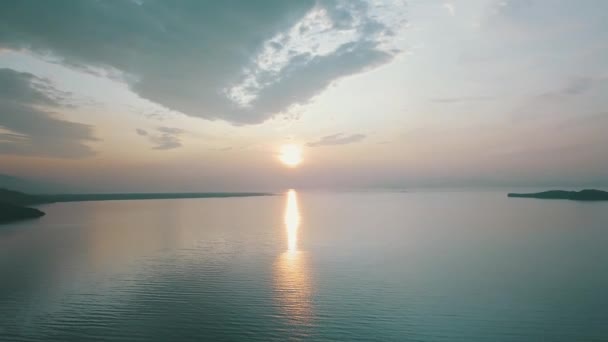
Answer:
[1,0,607,192]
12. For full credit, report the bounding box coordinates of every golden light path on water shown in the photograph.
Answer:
[274,189,313,327]
[285,189,301,251]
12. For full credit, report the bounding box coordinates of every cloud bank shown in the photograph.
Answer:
[0,0,407,125]
[307,133,366,147]
[0,68,96,158]
[136,126,185,150]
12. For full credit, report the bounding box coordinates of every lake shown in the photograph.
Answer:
[1,191,607,341]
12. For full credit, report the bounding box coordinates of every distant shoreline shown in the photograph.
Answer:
[0,189,275,224]
[36,192,275,203]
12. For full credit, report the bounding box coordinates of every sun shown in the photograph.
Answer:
[279,144,303,167]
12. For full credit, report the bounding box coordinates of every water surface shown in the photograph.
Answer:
[1,191,607,341]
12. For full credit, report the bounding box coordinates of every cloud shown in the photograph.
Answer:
[307,133,366,147]
[482,0,608,39]
[137,126,185,150]
[509,76,608,123]
[484,0,535,29]
[157,126,185,135]
[429,96,494,104]
[211,146,233,152]
[0,68,96,158]
[538,76,598,99]
[442,2,455,16]
[0,0,407,125]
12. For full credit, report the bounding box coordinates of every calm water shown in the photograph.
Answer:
[1,191,607,341]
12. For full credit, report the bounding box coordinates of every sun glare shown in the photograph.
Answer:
[279,144,303,167]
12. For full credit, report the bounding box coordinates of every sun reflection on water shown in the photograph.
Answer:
[274,189,313,326]
[284,189,301,252]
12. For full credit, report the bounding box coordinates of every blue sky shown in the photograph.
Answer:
[0,0,607,191]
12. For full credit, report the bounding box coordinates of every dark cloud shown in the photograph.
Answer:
[0,69,69,107]
[0,0,405,125]
[307,133,366,147]
[0,68,96,158]
[248,42,393,123]
[137,126,185,150]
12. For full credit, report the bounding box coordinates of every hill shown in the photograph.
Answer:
[0,188,46,206]
[0,202,45,223]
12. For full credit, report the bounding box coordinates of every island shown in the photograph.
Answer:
[0,188,274,224]
[508,189,608,201]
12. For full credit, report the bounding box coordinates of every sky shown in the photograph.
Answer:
[0,0,607,192]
